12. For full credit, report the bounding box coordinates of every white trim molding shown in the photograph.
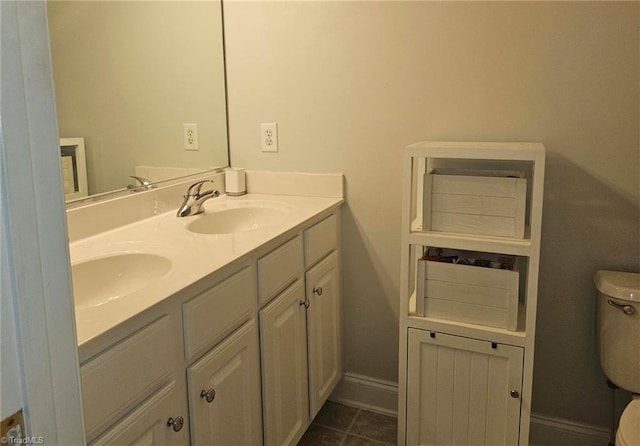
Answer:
[1,1,85,443]
[529,413,610,446]
[330,372,610,446]
[330,372,398,417]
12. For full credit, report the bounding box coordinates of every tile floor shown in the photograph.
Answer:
[298,401,397,446]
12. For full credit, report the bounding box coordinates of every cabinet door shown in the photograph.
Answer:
[91,382,185,446]
[81,316,174,441]
[306,251,342,419]
[406,329,523,446]
[188,320,263,446]
[260,279,310,446]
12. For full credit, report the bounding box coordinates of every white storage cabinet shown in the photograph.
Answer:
[406,329,523,446]
[398,141,545,446]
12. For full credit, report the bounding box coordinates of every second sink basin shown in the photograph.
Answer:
[187,201,291,235]
[72,253,172,309]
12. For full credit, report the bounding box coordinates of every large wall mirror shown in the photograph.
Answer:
[47,0,229,204]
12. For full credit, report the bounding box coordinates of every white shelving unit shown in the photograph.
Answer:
[397,141,545,446]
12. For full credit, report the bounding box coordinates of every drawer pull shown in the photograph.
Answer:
[607,299,635,315]
[167,416,184,432]
[509,390,520,399]
[313,287,323,296]
[200,388,216,403]
[300,296,310,309]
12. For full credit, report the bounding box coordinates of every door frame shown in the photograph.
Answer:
[1,1,84,443]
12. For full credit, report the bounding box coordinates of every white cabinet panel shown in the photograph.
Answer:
[406,329,523,446]
[260,280,309,446]
[183,265,256,359]
[81,316,174,441]
[258,236,304,305]
[91,382,184,446]
[305,251,342,419]
[187,320,263,446]
[304,214,337,267]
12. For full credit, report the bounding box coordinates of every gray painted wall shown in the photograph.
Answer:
[224,1,640,427]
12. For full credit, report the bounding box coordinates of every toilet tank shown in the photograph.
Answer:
[595,270,640,393]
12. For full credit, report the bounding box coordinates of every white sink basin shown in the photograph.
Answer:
[187,202,290,235]
[72,253,171,309]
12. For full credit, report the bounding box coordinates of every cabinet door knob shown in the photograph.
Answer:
[510,390,520,399]
[200,388,216,403]
[167,416,184,432]
[300,297,310,309]
[313,287,323,296]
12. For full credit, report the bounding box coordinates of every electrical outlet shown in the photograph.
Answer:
[183,123,199,151]
[261,123,278,152]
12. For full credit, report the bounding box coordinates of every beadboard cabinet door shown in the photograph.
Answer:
[406,329,523,446]
[306,251,342,419]
[187,320,263,446]
[260,280,310,446]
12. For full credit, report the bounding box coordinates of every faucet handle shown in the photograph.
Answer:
[187,180,214,197]
[177,180,219,217]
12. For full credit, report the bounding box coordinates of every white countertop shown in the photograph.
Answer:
[70,193,343,346]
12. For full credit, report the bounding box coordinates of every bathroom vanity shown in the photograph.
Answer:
[69,173,344,446]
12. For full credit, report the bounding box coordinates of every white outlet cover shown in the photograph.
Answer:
[261,123,278,153]
[184,123,199,151]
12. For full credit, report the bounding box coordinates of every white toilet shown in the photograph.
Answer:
[595,270,640,446]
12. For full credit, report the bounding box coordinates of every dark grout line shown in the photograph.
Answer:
[305,402,398,446]
[338,408,361,446]
[345,408,361,434]
[313,422,348,433]
[343,431,393,445]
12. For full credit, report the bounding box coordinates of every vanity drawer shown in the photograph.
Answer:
[258,235,304,305]
[81,316,174,441]
[304,214,338,267]
[183,265,257,360]
[90,382,181,446]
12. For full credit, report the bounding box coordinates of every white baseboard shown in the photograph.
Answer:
[529,414,610,446]
[330,372,611,446]
[330,372,399,417]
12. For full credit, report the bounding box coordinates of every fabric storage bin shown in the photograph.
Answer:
[423,168,527,238]
[415,250,519,330]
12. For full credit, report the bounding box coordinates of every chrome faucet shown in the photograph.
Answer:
[127,175,155,191]
[177,180,219,217]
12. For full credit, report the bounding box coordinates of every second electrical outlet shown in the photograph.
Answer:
[184,123,199,151]
[261,123,278,152]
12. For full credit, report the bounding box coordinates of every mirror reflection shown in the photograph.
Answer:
[47,0,229,203]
